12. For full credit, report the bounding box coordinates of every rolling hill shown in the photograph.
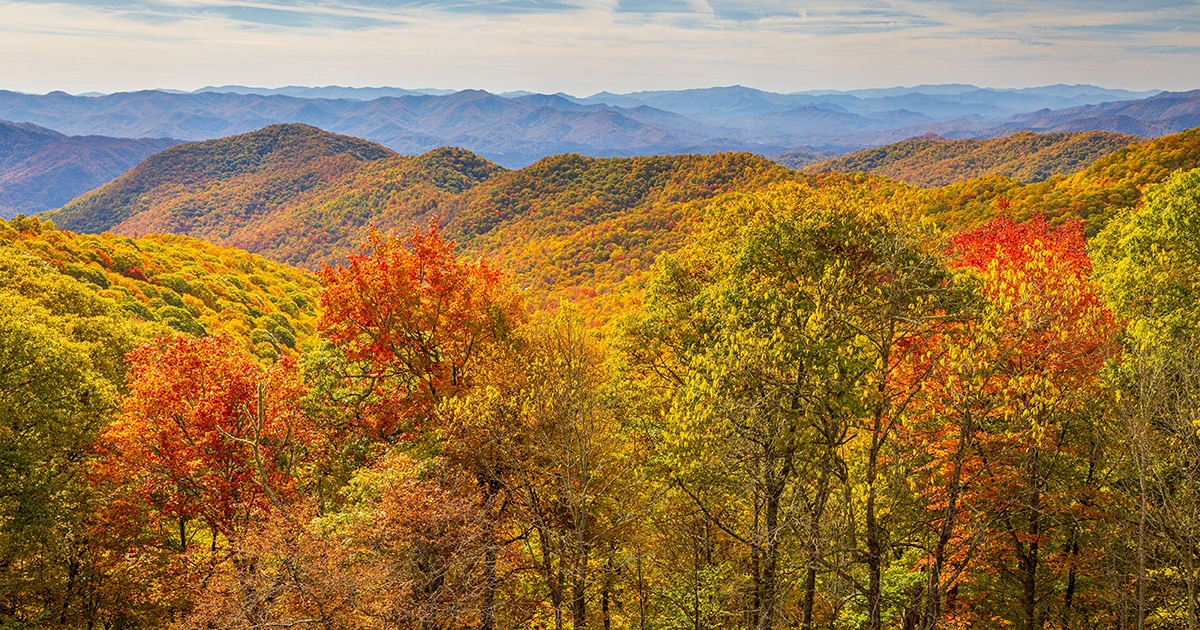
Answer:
[46,124,399,237]
[0,120,177,218]
[43,123,1200,324]
[45,125,506,267]
[925,126,1200,232]
[45,124,810,321]
[807,131,1140,187]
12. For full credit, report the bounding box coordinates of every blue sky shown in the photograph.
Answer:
[0,0,1196,94]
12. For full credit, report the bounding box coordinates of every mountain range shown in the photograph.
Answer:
[0,121,176,218]
[2,83,1197,221]
[0,85,1190,171]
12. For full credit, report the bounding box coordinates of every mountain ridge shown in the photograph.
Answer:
[0,120,178,218]
[1,85,1186,169]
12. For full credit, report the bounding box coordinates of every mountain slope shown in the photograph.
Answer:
[47,126,507,268]
[44,124,1200,325]
[44,126,804,321]
[46,124,398,237]
[993,90,1200,136]
[928,127,1200,232]
[1,214,321,359]
[0,120,177,218]
[446,151,803,318]
[808,130,1140,186]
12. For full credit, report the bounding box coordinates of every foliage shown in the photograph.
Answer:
[0,215,321,358]
[0,290,118,624]
[317,224,522,439]
[811,131,1139,187]
[905,217,1118,628]
[45,124,395,235]
[43,125,499,269]
[1093,167,1200,629]
[13,125,1200,630]
[930,127,1200,232]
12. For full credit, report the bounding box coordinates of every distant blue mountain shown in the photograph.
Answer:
[0,84,1187,169]
[575,84,1161,123]
[195,85,457,99]
[0,120,177,218]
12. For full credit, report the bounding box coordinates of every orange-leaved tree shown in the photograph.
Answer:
[317,224,522,440]
[317,223,524,630]
[91,334,310,621]
[906,216,1119,630]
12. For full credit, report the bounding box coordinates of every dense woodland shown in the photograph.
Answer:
[6,125,1200,629]
[805,131,1141,187]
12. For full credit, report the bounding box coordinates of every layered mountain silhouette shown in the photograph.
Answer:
[991,90,1200,136]
[0,90,763,167]
[0,84,1187,170]
[0,120,177,218]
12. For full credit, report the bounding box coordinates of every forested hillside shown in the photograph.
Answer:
[927,126,1200,231]
[45,126,824,321]
[0,215,320,359]
[45,124,396,236]
[807,130,1138,186]
[45,124,1200,329]
[10,156,1200,628]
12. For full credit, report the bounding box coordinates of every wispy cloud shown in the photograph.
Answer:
[0,0,1195,94]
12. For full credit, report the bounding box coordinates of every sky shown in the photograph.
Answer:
[0,0,1197,95]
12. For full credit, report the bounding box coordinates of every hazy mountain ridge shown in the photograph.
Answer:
[0,89,775,168]
[0,84,1183,169]
[0,120,178,218]
[990,89,1200,136]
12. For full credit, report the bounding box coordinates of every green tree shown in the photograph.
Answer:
[628,182,961,630]
[0,291,115,624]
[1095,167,1200,629]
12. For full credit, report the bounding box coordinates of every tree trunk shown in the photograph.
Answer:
[550,545,565,630]
[801,567,818,630]
[866,326,894,630]
[602,546,615,630]
[483,545,498,630]
[480,477,502,630]
[759,484,779,630]
[1186,533,1197,630]
[923,420,974,630]
[802,456,834,630]
[1062,535,1078,630]
[866,437,884,630]
[572,552,588,630]
[1021,448,1042,630]
[1136,432,1148,630]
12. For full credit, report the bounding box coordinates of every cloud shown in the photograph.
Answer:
[0,0,1196,94]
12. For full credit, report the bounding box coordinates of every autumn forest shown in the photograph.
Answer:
[7,123,1200,630]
